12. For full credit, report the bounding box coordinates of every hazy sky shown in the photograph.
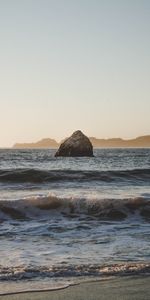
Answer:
[0,0,150,147]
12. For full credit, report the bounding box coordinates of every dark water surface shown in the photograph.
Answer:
[0,149,150,294]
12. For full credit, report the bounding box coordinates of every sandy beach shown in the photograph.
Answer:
[1,276,150,300]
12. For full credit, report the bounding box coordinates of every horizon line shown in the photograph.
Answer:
[0,133,150,149]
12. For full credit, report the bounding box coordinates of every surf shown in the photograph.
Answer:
[0,194,149,221]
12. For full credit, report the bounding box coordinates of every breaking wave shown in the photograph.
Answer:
[0,194,149,221]
[0,263,150,281]
[0,168,150,183]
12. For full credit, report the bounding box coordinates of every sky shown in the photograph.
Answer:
[0,0,150,147]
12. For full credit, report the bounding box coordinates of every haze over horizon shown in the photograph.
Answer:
[0,0,150,147]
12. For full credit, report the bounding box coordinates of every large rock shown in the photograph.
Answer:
[55,130,94,157]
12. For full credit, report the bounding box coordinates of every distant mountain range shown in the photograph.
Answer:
[13,135,150,148]
[13,138,58,149]
[89,136,150,148]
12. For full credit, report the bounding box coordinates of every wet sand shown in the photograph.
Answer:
[0,276,150,300]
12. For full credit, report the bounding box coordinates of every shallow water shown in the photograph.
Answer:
[0,148,150,293]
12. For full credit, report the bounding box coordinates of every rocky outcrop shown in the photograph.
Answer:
[55,130,94,157]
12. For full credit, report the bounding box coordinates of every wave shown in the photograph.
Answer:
[0,168,150,183]
[0,262,150,281]
[0,194,149,221]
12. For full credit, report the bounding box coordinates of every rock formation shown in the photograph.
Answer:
[55,130,94,157]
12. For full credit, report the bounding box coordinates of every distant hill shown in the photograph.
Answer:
[89,136,150,148]
[13,135,150,149]
[13,138,58,149]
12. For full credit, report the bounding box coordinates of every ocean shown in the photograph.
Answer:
[0,148,150,295]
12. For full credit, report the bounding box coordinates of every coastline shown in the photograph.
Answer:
[0,276,150,300]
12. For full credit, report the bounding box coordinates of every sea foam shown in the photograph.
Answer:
[0,194,149,221]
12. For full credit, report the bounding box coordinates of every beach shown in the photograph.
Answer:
[1,276,150,300]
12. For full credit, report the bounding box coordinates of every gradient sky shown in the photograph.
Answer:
[0,0,150,147]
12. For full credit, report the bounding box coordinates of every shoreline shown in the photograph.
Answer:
[0,275,150,300]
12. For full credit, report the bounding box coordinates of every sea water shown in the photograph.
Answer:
[0,149,150,294]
